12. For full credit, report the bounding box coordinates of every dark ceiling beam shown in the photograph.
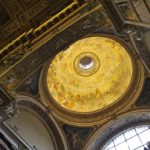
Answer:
[99,0,126,31]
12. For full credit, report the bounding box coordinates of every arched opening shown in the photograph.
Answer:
[103,125,150,150]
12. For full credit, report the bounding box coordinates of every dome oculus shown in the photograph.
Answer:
[79,56,94,70]
[74,52,100,76]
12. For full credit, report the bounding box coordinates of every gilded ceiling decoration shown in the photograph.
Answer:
[0,0,79,49]
[47,36,133,113]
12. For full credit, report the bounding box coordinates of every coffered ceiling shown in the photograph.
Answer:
[0,0,78,49]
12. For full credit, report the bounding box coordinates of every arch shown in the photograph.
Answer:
[84,109,150,150]
[6,95,68,150]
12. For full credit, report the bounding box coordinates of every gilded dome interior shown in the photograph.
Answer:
[47,36,133,113]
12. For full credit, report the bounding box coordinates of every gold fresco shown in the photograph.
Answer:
[47,36,133,112]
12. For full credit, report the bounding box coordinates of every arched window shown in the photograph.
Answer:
[103,125,150,150]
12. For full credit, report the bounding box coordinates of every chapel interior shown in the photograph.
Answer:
[0,0,150,150]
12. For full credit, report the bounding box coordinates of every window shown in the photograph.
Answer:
[103,125,150,150]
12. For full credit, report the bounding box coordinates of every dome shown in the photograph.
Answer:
[46,36,133,113]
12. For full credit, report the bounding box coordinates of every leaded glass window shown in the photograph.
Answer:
[103,125,150,150]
